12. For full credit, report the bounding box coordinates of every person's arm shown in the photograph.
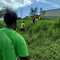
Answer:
[19,56,29,60]
[15,33,29,60]
[17,56,29,60]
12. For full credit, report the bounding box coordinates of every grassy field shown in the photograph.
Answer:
[0,18,60,60]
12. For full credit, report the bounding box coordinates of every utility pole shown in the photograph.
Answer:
[21,8,23,18]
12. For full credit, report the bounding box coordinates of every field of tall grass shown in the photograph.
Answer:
[0,18,60,60]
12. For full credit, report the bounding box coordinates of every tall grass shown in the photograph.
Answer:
[0,19,60,60]
[17,19,60,60]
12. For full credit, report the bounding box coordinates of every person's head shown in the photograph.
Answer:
[4,10,17,30]
[23,21,25,23]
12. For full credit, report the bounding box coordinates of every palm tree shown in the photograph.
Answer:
[30,7,38,18]
[30,7,34,17]
[40,8,46,18]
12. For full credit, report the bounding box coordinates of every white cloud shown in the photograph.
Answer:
[9,0,32,9]
[54,4,60,8]
[11,0,32,9]
[12,0,14,2]
[46,1,60,8]
[0,0,32,9]
[15,0,24,4]
[0,0,60,9]
[10,2,24,9]
[24,0,32,5]
[2,0,9,5]
[0,0,3,2]
[37,0,60,8]
[0,7,2,10]
[37,0,47,3]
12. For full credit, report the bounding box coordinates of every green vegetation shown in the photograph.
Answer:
[0,18,60,60]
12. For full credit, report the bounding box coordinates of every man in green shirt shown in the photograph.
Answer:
[0,10,29,60]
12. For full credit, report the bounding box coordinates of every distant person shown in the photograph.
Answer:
[32,17,35,24]
[0,10,29,60]
[35,15,39,21]
[21,21,25,31]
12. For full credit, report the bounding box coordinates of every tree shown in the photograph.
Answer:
[42,11,46,16]
[40,8,43,17]
[40,8,46,19]
[30,7,38,19]
[30,7,34,17]
[34,7,38,16]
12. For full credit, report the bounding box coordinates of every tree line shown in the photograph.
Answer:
[30,7,46,18]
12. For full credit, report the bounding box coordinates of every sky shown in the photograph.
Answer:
[0,0,60,17]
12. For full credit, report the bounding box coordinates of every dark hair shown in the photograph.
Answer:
[23,21,25,23]
[4,10,17,26]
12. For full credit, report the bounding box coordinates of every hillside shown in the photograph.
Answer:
[0,19,60,60]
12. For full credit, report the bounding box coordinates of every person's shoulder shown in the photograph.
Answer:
[14,31,26,45]
[14,31,25,41]
[13,31,21,36]
[0,28,5,34]
[0,29,3,34]
[0,29,10,40]
[0,28,3,31]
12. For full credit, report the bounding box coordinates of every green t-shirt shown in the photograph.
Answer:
[0,28,29,60]
[0,31,16,60]
[21,23,25,28]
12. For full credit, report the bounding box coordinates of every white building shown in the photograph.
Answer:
[44,9,60,18]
